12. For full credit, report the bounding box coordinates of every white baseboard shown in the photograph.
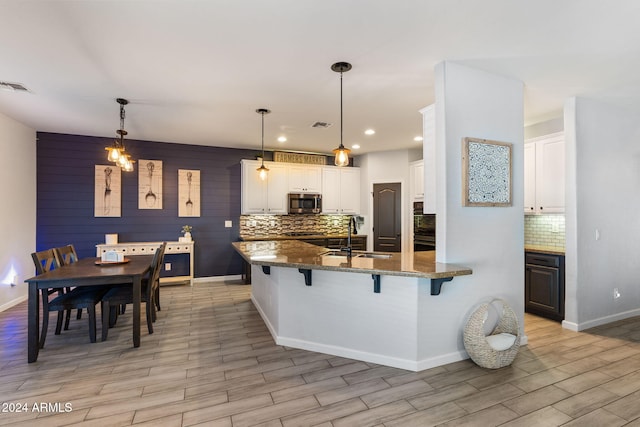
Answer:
[0,295,28,313]
[563,308,640,331]
[193,274,244,284]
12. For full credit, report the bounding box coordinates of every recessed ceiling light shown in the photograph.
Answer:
[277,136,287,143]
[351,144,360,149]
[414,136,424,142]
[364,129,375,136]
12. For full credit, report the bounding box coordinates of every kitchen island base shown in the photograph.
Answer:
[250,264,468,371]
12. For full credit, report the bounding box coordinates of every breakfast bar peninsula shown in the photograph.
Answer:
[233,240,472,371]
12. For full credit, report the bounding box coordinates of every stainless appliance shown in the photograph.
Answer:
[414,202,435,251]
[288,193,322,214]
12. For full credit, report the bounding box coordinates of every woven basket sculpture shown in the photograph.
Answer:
[463,299,521,369]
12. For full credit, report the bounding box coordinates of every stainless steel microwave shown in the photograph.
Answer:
[288,193,322,214]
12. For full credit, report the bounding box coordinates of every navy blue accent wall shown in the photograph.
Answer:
[36,132,255,278]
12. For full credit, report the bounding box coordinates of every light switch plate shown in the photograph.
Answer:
[225,220,232,228]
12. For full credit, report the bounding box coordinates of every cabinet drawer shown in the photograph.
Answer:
[525,253,560,268]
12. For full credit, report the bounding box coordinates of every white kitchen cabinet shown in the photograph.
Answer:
[409,160,424,202]
[524,132,565,214]
[241,160,288,214]
[288,164,322,193]
[420,104,436,214]
[524,143,536,213]
[322,166,361,214]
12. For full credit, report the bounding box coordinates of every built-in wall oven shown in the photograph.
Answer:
[414,202,435,251]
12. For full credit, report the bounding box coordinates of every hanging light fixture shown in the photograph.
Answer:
[256,108,271,180]
[105,98,135,172]
[331,61,352,167]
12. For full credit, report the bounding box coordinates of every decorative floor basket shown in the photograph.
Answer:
[463,299,521,369]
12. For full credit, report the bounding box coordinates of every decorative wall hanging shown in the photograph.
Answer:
[178,169,200,217]
[94,165,121,217]
[273,152,326,165]
[462,137,512,207]
[138,159,163,209]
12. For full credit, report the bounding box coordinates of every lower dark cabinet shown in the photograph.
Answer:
[303,236,367,251]
[525,252,565,321]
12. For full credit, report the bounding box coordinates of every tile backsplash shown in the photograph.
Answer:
[240,214,354,237]
[524,214,565,249]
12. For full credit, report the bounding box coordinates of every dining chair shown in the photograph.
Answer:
[101,242,166,341]
[54,244,83,328]
[31,249,108,347]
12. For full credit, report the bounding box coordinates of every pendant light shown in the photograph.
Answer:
[331,62,352,167]
[256,108,271,180]
[105,98,135,172]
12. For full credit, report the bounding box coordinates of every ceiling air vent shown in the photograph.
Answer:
[311,121,332,129]
[0,81,30,92]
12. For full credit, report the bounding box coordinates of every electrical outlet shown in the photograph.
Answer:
[225,220,232,228]
[165,263,171,271]
[613,288,621,299]
[250,220,257,227]
[595,229,600,241]
[551,223,559,233]
[270,220,275,227]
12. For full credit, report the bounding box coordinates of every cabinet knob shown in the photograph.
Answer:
[530,207,534,210]
[540,207,543,210]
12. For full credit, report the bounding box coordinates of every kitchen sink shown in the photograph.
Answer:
[355,253,392,259]
[320,250,349,257]
[320,250,392,259]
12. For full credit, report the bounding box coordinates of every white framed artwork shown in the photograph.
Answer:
[95,165,121,217]
[138,159,163,209]
[178,169,200,217]
[462,137,512,207]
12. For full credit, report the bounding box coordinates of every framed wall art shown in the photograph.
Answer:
[139,159,163,209]
[462,137,512,207]
[95,165,121,217]
[178,169,200,217]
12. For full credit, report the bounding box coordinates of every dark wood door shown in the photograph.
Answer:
[373,182,401,252]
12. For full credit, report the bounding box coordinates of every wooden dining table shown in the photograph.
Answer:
[25,255,153,363]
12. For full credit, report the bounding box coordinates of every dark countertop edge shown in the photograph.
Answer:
[525,246,565,256]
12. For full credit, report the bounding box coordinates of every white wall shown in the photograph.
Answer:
[434,62,525,340]
[355,149,412,253]
[0,113,36,310]
[564,97,640,330]
[525,117,563,139]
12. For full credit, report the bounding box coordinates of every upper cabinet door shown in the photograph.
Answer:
[288,165,322,193]
[321,166,360,214]
[241,160,288,214]
[535,134,565,213]
[266,163,289,214]
[339,167,361,214]
[524,132,565,215]
[241,160,267,214]
[524,143,536,214]
[410,160,424,202]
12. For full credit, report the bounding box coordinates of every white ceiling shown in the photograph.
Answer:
[1,1,640,156]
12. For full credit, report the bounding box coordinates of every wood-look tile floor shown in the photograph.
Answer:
[2,281,640,426]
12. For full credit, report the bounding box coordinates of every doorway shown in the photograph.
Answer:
[373,182,402,252]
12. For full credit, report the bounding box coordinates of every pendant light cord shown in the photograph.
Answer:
[340,70,344,149]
